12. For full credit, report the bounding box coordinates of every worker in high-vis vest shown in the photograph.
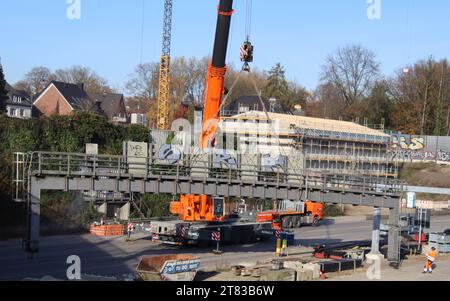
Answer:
[423,247,437,274]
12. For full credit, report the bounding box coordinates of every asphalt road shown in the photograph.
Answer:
[1,216,449,281]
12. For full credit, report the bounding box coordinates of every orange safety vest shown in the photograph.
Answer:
[426,250,437,262]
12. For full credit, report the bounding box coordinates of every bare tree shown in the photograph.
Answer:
[390,58,449,135]
[309,83,346,119]
[321,45,380,106]
[126,57,210,125]
[53,66,112,93]
[14,66,54,96]
[182,57,209,104]
[125,63,159,100]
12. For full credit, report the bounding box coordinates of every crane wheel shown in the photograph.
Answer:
[282,217,294,229]
[293,216,301,228]
[312,216,320,227]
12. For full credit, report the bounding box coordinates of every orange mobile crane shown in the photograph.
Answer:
[150,0,321,245]
[150,0,273,245]
[169,0,235,223]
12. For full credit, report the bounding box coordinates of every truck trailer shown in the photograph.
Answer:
[256,201,324,230]
[150,219,274,245]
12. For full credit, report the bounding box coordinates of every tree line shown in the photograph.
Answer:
[311,45,450,136]
[2,45,449,136]
[0,112,150,230]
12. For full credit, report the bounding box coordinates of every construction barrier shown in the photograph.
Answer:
[90,224,125,237]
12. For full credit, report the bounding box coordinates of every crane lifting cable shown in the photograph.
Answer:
[245,0,252,40]
[194,67,304,185]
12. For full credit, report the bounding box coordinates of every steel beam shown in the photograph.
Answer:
[31,176,400,209]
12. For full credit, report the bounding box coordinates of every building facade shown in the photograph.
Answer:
[33,81,128,123]
[219,111,397,179]
[5,83,32,119]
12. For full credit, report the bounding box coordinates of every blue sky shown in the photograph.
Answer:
[1,0,449,91]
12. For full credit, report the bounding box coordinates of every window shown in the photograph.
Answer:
[238,105,249,113]
[20,109,24,117]
[10,108,17,116]
[269,103,275,112]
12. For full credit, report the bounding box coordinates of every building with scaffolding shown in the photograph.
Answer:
[218,111,398,179]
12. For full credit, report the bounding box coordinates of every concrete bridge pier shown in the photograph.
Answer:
[387,205,401,264]
[25,180,41,257]
[370,207,382,255]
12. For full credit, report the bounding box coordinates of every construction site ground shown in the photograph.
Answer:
[1,215,449,281]
[196,254,450,281]
[326,254,450,281]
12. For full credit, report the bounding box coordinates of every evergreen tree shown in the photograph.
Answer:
[261,63,293,111]
[262,63,289,101]
[0,62,9,113]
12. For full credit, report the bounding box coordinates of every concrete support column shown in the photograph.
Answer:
[370,207,381,254]
[119,202,131,221]
[387,205,400,263]
[27,177,41,255]
[98,202,107,216]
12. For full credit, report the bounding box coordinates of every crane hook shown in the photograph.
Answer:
[240,40,254,72]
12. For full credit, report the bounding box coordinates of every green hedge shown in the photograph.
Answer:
[0,113,150,229]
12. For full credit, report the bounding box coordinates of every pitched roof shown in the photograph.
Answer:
[88,92,126,119]
[224,95,290,115]
[225,111,390,138]
[33,81,125,117]
[5,81,32,106]
[5,82,14,91]
[50,81,93,110]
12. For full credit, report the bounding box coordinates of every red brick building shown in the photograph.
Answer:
[33,81,127,123]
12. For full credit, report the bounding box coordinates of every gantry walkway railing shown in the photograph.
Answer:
[19,151,402,206]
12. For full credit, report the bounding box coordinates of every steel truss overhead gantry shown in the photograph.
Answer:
[14,150,402,263]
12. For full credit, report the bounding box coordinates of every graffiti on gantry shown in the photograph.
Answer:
[391,135,425,150]
[261,154,286,172]
[128,142,147,158]
[389,150,450,162]
[157,144,182,164]
[213,151,238,169]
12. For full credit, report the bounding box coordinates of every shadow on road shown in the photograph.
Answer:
[0,235,138,280]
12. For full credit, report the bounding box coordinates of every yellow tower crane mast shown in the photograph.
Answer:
[157,0,173,130]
